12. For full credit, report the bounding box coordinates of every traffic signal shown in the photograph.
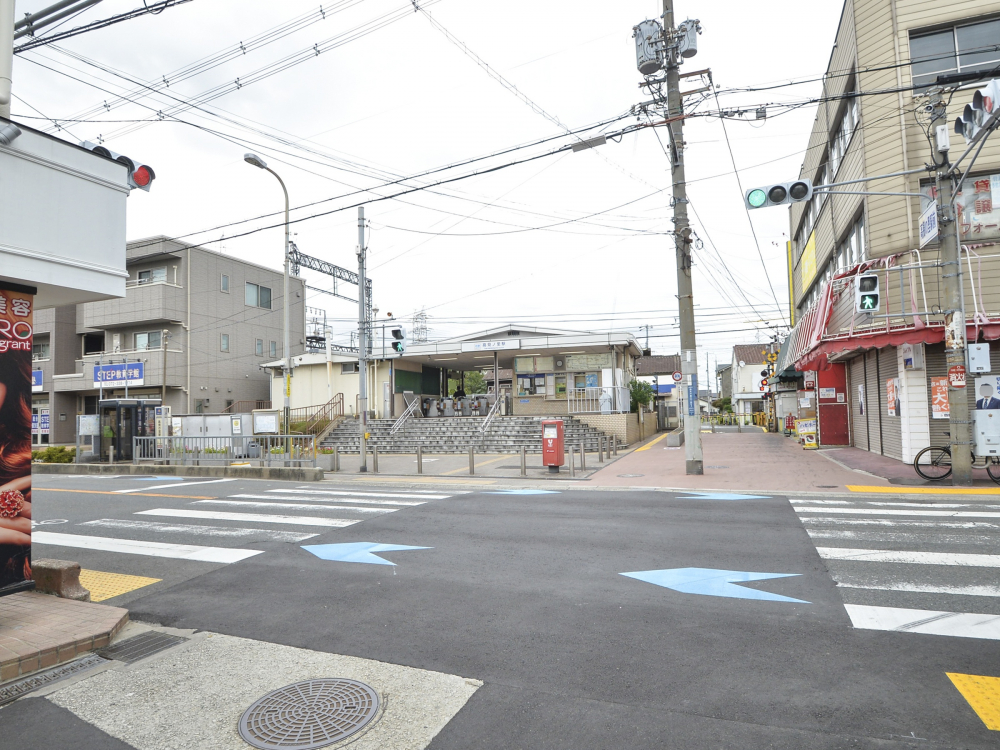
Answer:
[855,274,880,313]
[955,79,1000,143]
[390,326,407,353]
[80,141,156,192]
[745,179,812,210]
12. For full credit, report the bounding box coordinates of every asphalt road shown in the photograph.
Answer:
[5,475,998,748]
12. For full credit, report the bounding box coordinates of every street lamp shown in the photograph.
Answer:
[244,152,291,434]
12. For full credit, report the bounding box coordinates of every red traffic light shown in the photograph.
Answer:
[132,165,152,188]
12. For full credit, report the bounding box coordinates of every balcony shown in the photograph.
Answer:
[82,280,185,329]
[54,348,186,393]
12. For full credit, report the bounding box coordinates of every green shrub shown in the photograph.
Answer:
[32,446,77,463]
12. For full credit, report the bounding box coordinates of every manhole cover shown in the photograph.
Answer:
[618,473,644,478]
[239,678,380,749]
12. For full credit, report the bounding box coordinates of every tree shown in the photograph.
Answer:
[629,379,655,413]
[712,396,732,413]
[447,370,487,395]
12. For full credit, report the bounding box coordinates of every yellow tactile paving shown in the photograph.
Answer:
[79,569,161,602]
[636,433,669,452]
[947,672,1000,730]
[848,485,1000,495]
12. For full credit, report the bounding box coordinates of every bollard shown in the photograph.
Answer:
[417,446,423,474]
[612,436,618,456]
[469,446,475,475]
[373,445,379,473]
[569,446,576,478]
[580,444,586,471]
[520,446,526,477]
[598,437,604,463]
[334,446,340,472]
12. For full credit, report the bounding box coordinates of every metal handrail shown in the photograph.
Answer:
[480,396,502,433]
[390,396,420,434]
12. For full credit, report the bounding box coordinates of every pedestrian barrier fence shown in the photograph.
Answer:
[701,413,761,426]
[132,435,316,466]
[567,386,629,414]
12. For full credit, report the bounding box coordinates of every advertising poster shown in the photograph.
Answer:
[0,283,34,596]
[931,377,949,419]
[886,378,899,417]
[974,376,1000,410]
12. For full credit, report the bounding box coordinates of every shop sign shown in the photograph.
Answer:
[93,362,144,389]
[31,369,43,392]
[0,284,33,597]
[949,364,967,388]
[461,339,520,352]
[931,377,949,419]
[31,409,50,435]
[923,174,1000,242]
[803,371,817,389]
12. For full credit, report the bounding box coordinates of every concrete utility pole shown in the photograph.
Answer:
[357,206,368,472]
[160,329,170,404]
[662,0,703,474]
[933,91,972,485]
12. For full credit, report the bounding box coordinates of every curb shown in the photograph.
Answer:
[32,464,325,482]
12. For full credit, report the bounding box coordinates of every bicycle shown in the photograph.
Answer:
[913,442,1000,483]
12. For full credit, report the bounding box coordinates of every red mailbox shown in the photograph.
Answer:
[541,419,565,473]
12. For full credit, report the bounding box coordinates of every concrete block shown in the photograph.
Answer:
[666,428,685,447]
[32,559,91,602]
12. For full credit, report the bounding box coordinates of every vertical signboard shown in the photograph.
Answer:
[930,377,949,419]
[0,283,34,596]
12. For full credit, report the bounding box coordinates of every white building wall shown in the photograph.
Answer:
[897,346,930,463]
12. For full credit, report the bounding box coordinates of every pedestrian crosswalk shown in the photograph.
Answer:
[791,497,1000,641]
[34,484,459,564]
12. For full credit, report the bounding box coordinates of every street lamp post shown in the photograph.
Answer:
[244,153,291,435]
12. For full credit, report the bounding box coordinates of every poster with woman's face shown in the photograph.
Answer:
[0,284,33,595]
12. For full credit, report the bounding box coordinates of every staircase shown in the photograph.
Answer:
[321,415,615,454]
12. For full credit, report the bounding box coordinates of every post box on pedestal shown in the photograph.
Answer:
[541,419,565,473]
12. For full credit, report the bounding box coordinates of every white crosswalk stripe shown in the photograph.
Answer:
[37,484,456,565]
[792,496,1000,640]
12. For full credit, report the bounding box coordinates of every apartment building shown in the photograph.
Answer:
[32,236,305,445]
[783,0,1000,461]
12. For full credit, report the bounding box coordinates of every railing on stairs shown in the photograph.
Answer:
[289,394,344,435]
[480,396,502,434]
[390,396,421,434]
[221,400,271,413]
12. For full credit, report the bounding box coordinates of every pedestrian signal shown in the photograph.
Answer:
[390,326,407,353]
[855,274,880,313]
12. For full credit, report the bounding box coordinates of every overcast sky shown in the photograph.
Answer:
[11,0,843,383]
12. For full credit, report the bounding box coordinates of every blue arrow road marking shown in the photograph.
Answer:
[676,491,771,500]
[485,490,560,495]
[302,542,432,566]
[621,567,809,603]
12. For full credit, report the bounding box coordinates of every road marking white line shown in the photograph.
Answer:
[789,500,850,505]
[816,547,1000,567]
[277,489,449,500]
[136,508,360,528]
[799,518,1000,529]
[233,494,423,507]
[844,604,1000,640]
[31,531,262,563]
[113,479,238,494]
[298,486,469,494]
[794,508,1000,518]
[806,529,998,545]
[194,499,395,514]
[793,500,975,509]
[837,582,1000,597]
[79,519,319,542]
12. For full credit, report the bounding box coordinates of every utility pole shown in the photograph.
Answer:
[357,206,368,472]
[933,90,972,485]
[662,0,703,474]
[160,329,170,404]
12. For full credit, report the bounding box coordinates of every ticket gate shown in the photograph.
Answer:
[98,398,160,462]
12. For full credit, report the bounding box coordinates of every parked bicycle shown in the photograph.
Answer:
[913,439,1000,483]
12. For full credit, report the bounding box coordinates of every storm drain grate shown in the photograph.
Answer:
[0,653,106,707]
[239,678,380,750]
[98,630,187,664]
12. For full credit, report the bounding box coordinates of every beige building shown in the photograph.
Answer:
[783,0,1000,461]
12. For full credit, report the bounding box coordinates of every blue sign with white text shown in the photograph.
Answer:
[93,362,144,389]
[687,374,698,416]
[31,369,43,392]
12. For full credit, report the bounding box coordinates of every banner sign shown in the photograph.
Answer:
[918,202,938,249]
[687,374,698,416]
[31,410,49,435]
[0,284,34,596]
[461,339,520,352]
[31,370,43,392]
[931,376,949,419]
[93,362,144,389]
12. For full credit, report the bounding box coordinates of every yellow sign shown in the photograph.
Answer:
[285,373,291,397]
[800,231,817,289]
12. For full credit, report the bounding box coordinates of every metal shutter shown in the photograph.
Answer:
[864,349,882,455]
[878,346,903,460]
[925,343,949,447]
[849,355,868,450]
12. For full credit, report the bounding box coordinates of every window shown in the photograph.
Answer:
[828,93,859,178]
[256,338,264,357]
[517,374,545,396]
[134,331,162,351]
[341,362,358,374]
[137,267,166,284]
[32,337,50,360]
[910,19,1000,88]
[221,274,230,293]
[270,341,277,358]
[221,333,230,353]
[245,282,272,309]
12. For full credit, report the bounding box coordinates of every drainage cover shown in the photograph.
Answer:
[0,653,106,707]
[239,678,380,750]
[98,630,187,664]
[618,473,644,478]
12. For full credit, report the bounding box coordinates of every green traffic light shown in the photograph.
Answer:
[747,189,767,208]
[861,294,877,309]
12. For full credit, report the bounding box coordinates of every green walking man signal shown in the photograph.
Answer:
[855,274,880,313]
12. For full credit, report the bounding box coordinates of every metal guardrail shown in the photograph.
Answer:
[289,394,344,435]
[390,396,421,434]
[221,400,272,413]
[133,435,316,466]
[567,386,630,414]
